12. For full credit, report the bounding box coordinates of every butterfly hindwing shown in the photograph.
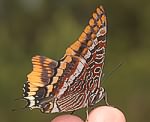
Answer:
[23,55,58,99]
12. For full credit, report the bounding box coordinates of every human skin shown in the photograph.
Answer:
[51,106,126,122]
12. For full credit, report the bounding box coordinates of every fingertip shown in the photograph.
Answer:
[88,106,126,122]
[51,114,84,122]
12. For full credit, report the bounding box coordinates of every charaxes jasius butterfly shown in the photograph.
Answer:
[22,6,108,113]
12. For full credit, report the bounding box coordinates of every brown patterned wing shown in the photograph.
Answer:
[44,6,107,112]
[23,6,107,113]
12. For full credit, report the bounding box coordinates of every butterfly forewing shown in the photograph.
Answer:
[53,6,107,111]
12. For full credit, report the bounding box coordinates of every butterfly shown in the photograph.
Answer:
[22,5,108,113]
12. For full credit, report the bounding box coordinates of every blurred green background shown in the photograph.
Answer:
[0,0,150,122]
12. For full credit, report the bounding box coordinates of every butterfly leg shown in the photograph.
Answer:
[103,90,109,106]
[70,110,75,115]
[86,108,89,122]
[85,102,89,122]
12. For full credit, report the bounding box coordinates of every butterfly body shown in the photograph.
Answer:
[23,6,107,113]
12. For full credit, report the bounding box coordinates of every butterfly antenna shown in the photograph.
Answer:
[12,106,27,112]
[102,62,123,83]
[12,97,28,112]
[14,97,24,101]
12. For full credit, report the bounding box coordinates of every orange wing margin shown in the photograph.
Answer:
[24,55,58,96]
[64,6,107,57]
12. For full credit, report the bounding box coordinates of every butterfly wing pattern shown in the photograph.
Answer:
[23,6,107,113]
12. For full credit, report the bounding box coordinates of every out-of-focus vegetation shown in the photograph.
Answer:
[0,0,150,122]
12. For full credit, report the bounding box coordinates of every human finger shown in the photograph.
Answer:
[88,106,126,122]
[51,114,84,122]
